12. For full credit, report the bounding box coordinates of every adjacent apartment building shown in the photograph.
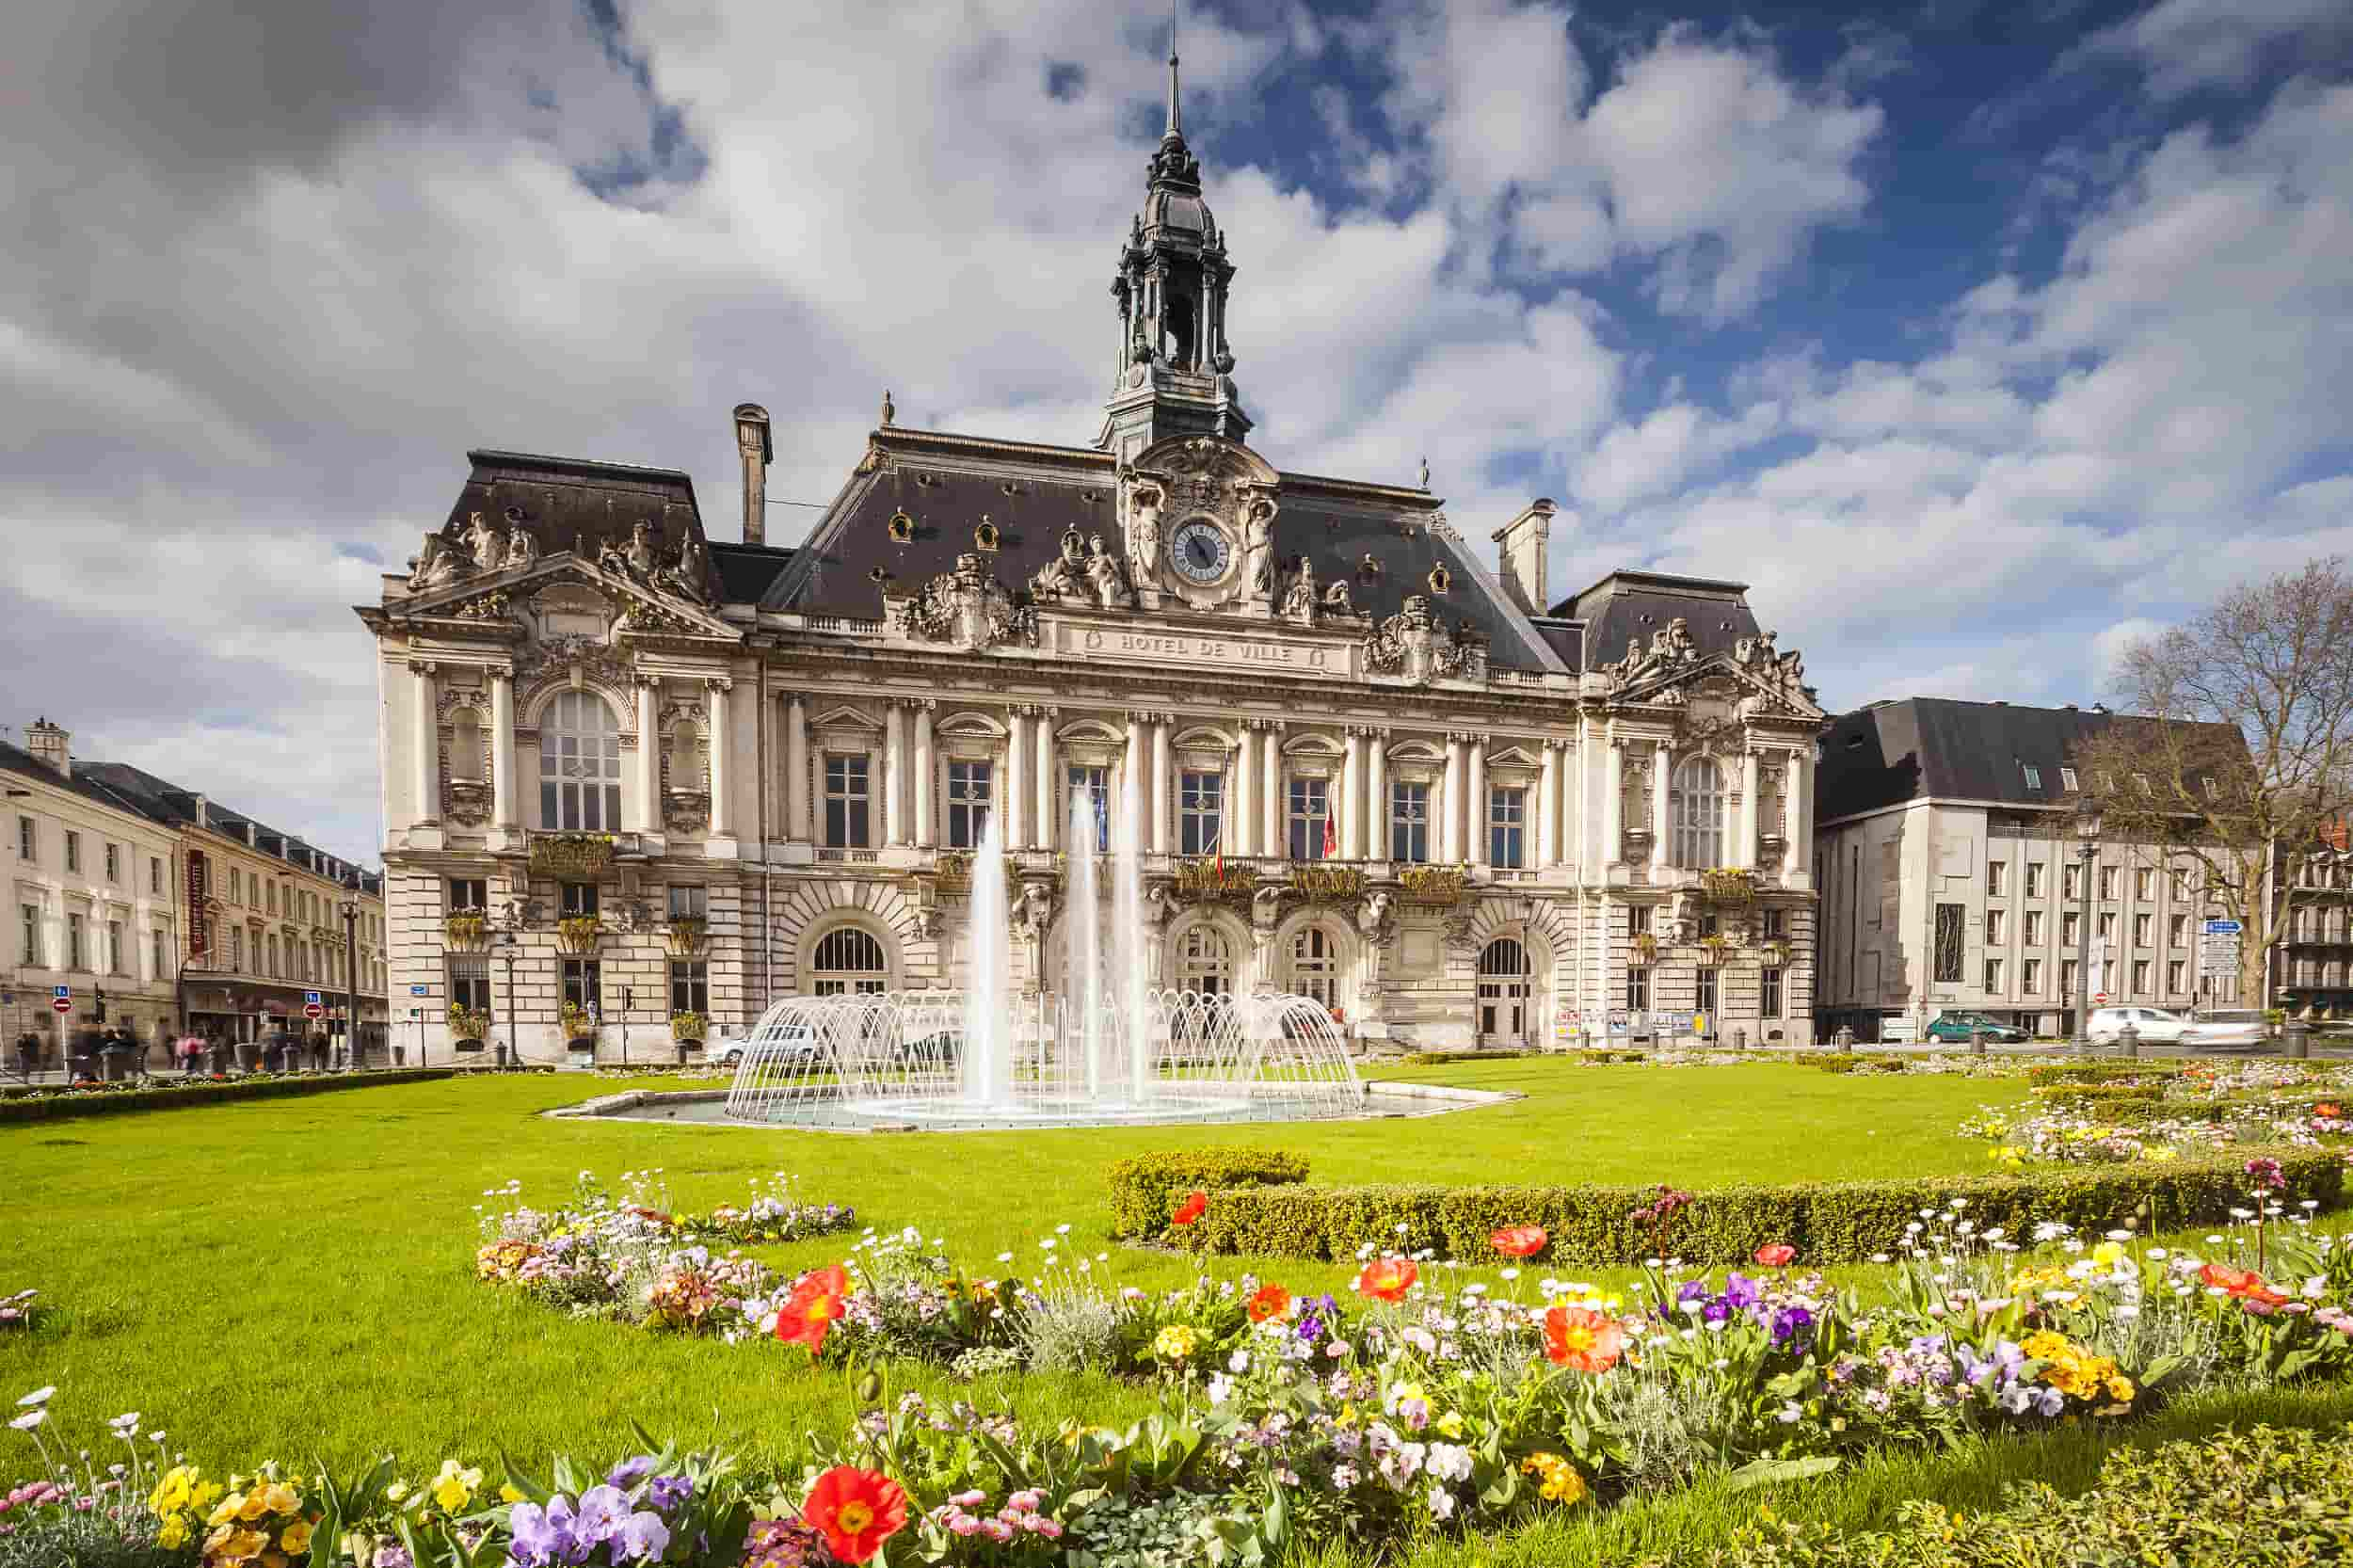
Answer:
[1812,698,2246,1042]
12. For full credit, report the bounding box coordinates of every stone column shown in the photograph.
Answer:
[1005,707,1030,849]
[1339,730,1363,859]
[883,702,906,846]
[706,680,733,837]
[1368,731,1389,861]
[1442,736,1465,863]
[634,679,662,834]
[1601,736,1623,866]
[411,661,439,824]
[1468,737,1489,868]
[1151,716,1172,855]
[1738,749,1760,870]
[1034,709,1056,852]
[1234,726,1257,856]
[1537,740,1559,868]
[489,669,517,827]
[1123,713,1146,855]
[786,693,809,840]
[912,702,936,848]
[1650,743,1671,872]
[1260,723,1282,861]
[1783,747,1810,877]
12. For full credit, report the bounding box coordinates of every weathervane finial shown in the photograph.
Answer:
[1165,0,1182,141]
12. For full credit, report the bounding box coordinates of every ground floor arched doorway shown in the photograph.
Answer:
[1478,936,1533,1044]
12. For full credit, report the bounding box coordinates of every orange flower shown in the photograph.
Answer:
[2318,1102,2343,1119]
[1247,1283,1293,1322]
[1353,1257,1418,1303]
[775,1264,850,1358]
[2200,1261,2266,1297]
[802,1465,907,1565]
[1172,1190,1207,1227]
[1754,1243,1796,1268]
[1543,1304,1625,1373]
[1491,1224,1548,1258]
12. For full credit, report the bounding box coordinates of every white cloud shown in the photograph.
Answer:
[2074,0,2353,99]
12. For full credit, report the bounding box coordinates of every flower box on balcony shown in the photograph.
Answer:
[443,911,490,952]
[1697,934,1731,966]
[529,832,616,878]
[664,917,708,958]
[1630,932,1658,965]
[1290,864,1366,903]
[560,1002,595,1040]
[932,851,973,891]
[555,917,604,955]
[1760,939,1791,968]
[1398,866,1470,906]
[669,1010,706,1045]
[1175,856,1256,902]
[446,1003,489,1048]
[1701,868,1756,904]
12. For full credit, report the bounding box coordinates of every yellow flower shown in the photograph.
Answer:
[227,1526,270,1560]
[2093,1241,2126,1267]
[2145,1146,2179,1162]
[158,1516,188,1550]
[280,1520,314,1554]
[500,1483,524,1504]
[1434,1410,1465,1438]
[431,1460,482,1512]
[210,1493,246,1528]
[194,1482,223,1510]
[260,1482,299,1515]
[2106,1375,2136,1402]
[1152,1323,1198,1361]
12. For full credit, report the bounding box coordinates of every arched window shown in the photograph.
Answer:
[812,926,888,997]
[1672,757,1724,869]
[1176,925,1232,998]
[1286,926,1340,1010]
[539,691,622,831]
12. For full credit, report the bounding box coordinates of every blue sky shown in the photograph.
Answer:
[1,0,2348,864]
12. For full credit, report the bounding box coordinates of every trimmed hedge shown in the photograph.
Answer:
[1395,1048,1541,1065]
[1111,1145,2345,1266]
[1104,1147,1311,1240]
[0,1069,461,1124]
[1798,1052,1909,1074]
[2023,1061,2181,1087]
[2030,1083,2169,1112]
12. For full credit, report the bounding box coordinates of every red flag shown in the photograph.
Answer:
[1323,808,1337,860]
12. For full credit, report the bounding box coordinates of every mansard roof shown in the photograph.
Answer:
[1550,569,1759,672]
[757,426,1566,673]
[440,449,712,596]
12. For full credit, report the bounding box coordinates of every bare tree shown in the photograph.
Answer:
[2073,557,2353,1005]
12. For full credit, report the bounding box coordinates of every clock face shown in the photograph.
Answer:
[1169,519,1233,584]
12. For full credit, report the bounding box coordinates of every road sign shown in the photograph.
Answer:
[409,984,430,997]
[303,990,322,1005]
[303,1002,324,1019]
[50,998,71,1015]
[53,984,70,1000]
[2203,919,2244,935]
[2092,990,2110,1005]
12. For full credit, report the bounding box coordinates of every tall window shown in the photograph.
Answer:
[14,817,30,861]
[2097,911,2117,942]
[265,934,279,977]
[2169,913,2187,947]
[813,927,888,996]
[449,877,487,912]
[670,960,709,1015]
[2134,913,2152,947]
[1629,904,1653,935]
[19,904,39,966]
[2167,959,2185,993]
[1288,777,1330,861]
[67,913,86,970]
[150,856,161,894]
[1986,909,2006,943]
[1176,926,1231,997]
[2134,868,2153,900]
[1626,966,1650,1011]
[1178,771,1223,856]
[2025,862,2046,897]
[151,929,167,980]
[539,691,622,831]
[1761,967,1783,1018]
[561,958,602,1012]
[266,881,277,914]
[234,927,248,973]
[2023,957,2041,993]
[64,832,80,873]
[2098,866,2118,900]
[1389,782,1429,864]
[824,756,871,848]
[449,955,490,1014]
[948,760,994,849]
[1933,903,1964,983]
[2063,863,2081,901]
[1986,861,2007,896]
[2063,910,2081,947]
[1670,758,1723,868]
[1287,925,1339,1007]
[1696,967,1719,1015]
[1983,957,2004,991]
[668,885,707,920]
[1489,787,1527,869]
[560,882,600,919]
[104,844,119,882]
[2060,958,2079,997]
[1068,765,1110,852]
[2131,959,2151,994]
[107,920,125,975]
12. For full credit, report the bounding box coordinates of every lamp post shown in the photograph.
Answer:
[339,898,360,1067]
[498,931,520,1070]
[619,985,632,1068]
[2072,793,2101,1048]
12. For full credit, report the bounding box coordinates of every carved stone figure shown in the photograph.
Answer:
[1363,594,1467,685]
[625,520,659,579]
[1084,533,1133,609]
[1355,889,1393,943]
[1241,501,1274,598]
[596,537,631,579]
[1251,883,1286,937]
[1321,578,1354,615]
[465,511,505,572]
[659,536,710,604]
[1279,555,1318,619]
[407,531,465,590]
[899,554,1037,649]
[1123,480,1164,588]
[1014,882,1053,936]
[1029,529,1086,602]
[504,524,539,570]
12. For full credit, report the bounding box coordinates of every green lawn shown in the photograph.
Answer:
[0,1062,2089,1486]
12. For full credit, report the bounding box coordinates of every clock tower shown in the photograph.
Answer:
[1096,38,1255,465]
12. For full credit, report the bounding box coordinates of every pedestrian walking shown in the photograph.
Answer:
[175,1031,204,1076]
[12,1031,38,1081]
[309,1032,328,1072]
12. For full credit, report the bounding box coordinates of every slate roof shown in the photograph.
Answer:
[1815,697,2248,824]
[0,738,166,824]
[757,428,1566,671]
[708,541,794,604]
[71,760,380,894]
[435,450,712,594]
[1551,569,1760,669]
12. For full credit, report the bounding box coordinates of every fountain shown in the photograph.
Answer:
[724,791,1365,1130]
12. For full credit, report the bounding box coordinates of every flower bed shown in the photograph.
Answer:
[0,1069,460,1125]
[1964,1061,2353,1167]
[1109,1147,2348,1265]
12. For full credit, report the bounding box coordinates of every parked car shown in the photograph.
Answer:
[904,1030,959,1069]
[712,1027,821,1070]
[1922,1011,2029,1044]
[2088,1006,2187,1045]
[2179,1010,2271,1050]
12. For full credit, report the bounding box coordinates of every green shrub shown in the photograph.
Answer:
[1396,1048,1541,1065]
[1102,1147,1310,1240]
[1798,1053,1909,1074]
[0,1069,460,1124]
[1732,1422,2353,1566]
[1113,1146,2342,1266]
[2030,1083,2169,1112]
[2023,1060,2181,1087]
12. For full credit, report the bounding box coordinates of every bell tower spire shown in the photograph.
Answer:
[1096,4,1252,463]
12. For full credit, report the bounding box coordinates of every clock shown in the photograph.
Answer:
[1168,519,1233,584]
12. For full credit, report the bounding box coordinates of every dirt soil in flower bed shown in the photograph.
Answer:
[0,1062,1996,1472]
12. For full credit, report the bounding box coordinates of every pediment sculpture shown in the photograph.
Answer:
[1083,533,1135,609]
[1364,594,1481,685]
[1732,628,1810,705]
[1029,528,1088,603]
[899,553,1039,649]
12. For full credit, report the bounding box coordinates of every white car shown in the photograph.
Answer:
[2087,1006,2187,1045]
[2179,1009,2272,1050]
[712,1028,820,1070]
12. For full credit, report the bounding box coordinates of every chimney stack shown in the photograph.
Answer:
[24,717,70,778]
[734,403,772,545]
[1491,499,1558,616]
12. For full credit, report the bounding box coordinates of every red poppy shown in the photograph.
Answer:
[775,1264,851,1358]
[2199,1261,2266,1297]
[1491,1224,1548,1258]
[1543,1304,1625,1373]
[1754,1243,1797,1269]
[628,1206,677,1227]
[802,1465,908,1565]
[1247,1283,1293,1322]
[1353,1257,1417,1303]
[1171,1190,1207,1227]
[2317,1102,2343,1119]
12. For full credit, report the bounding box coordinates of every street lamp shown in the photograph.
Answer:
[619,985,632,1068]
[497,931,520,1070]
[2072,792,2101,1048]
[338,898,360,1068]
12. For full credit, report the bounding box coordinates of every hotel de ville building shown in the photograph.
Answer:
[359,59,1827,1060]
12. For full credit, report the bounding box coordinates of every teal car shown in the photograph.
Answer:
[1923,1011,2028,1044]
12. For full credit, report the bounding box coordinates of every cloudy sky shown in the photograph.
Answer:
[3,0,2348,867]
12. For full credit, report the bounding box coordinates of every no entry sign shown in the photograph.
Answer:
[2092,990,2110,1005]
[303,1002,324,1019]
[50,998,71,1014]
